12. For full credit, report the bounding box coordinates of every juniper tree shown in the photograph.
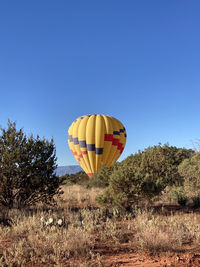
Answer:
[0,120,62,208]
[97,144,194,211]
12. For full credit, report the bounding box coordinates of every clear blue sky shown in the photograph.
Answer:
[0,1,200,166]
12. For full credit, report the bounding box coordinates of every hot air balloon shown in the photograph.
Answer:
[68,114,127,178]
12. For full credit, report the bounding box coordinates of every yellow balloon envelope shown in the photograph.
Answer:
[68,114,127,178]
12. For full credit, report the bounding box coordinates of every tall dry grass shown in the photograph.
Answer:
[0,184,120,267]
[0,213,94,266]
[131,209,200,254]
[57,184,103,208]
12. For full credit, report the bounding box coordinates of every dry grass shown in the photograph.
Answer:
[0,185,120,266]
[1,185,200,266]
[0,210,97,266]
[57,184,103,208]
[131,209,200,254]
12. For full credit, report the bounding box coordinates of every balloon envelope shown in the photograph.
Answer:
[68,114,127,178]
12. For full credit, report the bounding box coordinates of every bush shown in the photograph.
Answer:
[170,186,188,206]
[97,144,193,211]
[138,144,194,187]
[97,163,144,211]
[178,152,200,200]
[87,163,113,188]
[97,162,166,212]
[0,120,62,208]
[192,197,200,208]
[177,194,188,206]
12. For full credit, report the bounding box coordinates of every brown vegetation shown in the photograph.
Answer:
[1,185,200,266]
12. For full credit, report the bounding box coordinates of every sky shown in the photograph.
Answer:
[0,0,200,166]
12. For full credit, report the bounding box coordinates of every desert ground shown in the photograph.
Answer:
[1,185,200,267]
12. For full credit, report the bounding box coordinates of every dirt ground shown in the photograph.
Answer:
[102,251,200,267]
[69,247,200,267]
[67,236,200,266]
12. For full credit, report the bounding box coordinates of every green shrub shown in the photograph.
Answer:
[178,152,200,201]
[177,195,188,206]
[0,120,62,208]
[87,163,113,188]
[192,196,200,208]
[97,144,193,211]
[170,187,188,206]
[97,162,161,212]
